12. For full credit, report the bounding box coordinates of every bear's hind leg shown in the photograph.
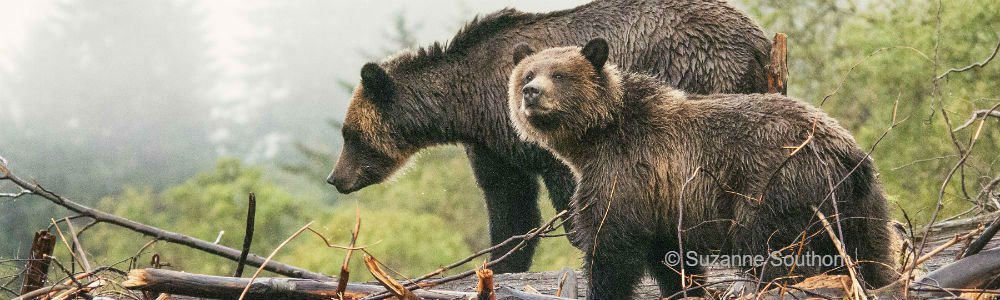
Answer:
[840,210,898,288]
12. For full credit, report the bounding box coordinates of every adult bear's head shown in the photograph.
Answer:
[328,62,421,194]
[329,9,540,193]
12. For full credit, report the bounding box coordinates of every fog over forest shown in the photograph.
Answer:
[1,0,997,286]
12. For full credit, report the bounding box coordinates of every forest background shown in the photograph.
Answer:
[1,0,998,284]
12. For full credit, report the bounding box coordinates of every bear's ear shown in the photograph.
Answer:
[512,43,535,65]
[581,38,609,73]
[360,63,393,103]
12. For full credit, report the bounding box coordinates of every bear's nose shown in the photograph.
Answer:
[522,85,541,106]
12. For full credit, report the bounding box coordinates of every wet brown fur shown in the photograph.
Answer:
[508,43,898,299]
[330,0,773,273]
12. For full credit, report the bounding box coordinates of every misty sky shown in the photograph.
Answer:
[0,0,587,107]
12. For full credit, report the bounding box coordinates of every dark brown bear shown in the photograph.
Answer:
[508,39,897,299]
[329,0,772,273]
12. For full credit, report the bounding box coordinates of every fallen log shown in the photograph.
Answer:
[914,247,1000,297]
[122,268,455,300]
[123,268,577,300]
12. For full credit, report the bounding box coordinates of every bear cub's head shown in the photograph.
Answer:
[508,38,623,147]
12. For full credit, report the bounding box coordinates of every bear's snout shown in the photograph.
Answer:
[522,84,542,107]
[328,163,361,194]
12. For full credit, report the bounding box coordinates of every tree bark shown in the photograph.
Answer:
[767,32,788,95]
[19,230,56,296]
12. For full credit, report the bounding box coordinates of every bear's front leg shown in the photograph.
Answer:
[466,146,542,273]
[540,164,580,247]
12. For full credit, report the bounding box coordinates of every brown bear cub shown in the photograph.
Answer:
[508,38,898,299]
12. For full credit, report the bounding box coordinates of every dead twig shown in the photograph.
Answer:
[913,102,1000,285]
[45,256,89,295]
[64,217,92,272]
[0,189,32,199]
[812,207,867,300]
[11,284,72,300]
[976,176,1000,210]
[239,221,315,300]
[364,255,419,300]
[49,219,87,272]
[953,106,1000,132]
[361,210,568,300]
[336,203,362,299]
[819,46,931,106]
[406,210,567,287]
[675,167,701,298]
[233,193,257,277]
[905,225,984,273]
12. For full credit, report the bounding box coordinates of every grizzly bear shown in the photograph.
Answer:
[328,0,772,273]
[507,39,897,299]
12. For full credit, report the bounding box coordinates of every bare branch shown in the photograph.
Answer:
[0,189,32,199]
[812,207,867,300]
[361,210,569,300]
[979,176,1000,210]
[0,161,332,280]
[64,217,93,272]
[953,108,1000,132]
[11,284,72,300]
[936,33,1000,80]
[233,192,256,278]
[820,46,931,106]
[913,102,1000,291]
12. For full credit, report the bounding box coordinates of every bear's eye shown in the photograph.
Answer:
[553,73,565,80]
[523,72,534,83]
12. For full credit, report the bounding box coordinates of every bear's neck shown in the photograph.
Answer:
[396,51,532,151]
[550,73,678,171]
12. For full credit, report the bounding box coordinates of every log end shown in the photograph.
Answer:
[121,269,150,288]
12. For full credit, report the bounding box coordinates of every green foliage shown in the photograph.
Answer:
[9,0,997,285]
[744,0,1000,223]
[84,158,317,274]
[75,154,577,280]
[290,146,581,280]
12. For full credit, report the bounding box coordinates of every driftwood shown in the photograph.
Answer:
[915,247,1000,297]
[122,268,575,300]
